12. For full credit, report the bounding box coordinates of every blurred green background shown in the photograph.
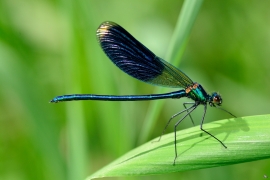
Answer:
[1,0,270,179]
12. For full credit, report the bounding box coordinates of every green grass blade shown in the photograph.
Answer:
[87,114,270,179]
[61,0,89,179]
[139,0,204,143]
[166,0,204,65]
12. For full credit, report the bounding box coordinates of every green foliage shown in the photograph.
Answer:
[1,0,270,180]
[87,115,270,179]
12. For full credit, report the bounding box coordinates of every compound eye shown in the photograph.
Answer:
[212,93,222,105]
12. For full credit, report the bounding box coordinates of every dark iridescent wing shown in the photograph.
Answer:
[96,21,193,88]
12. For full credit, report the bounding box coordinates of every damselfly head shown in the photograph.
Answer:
[209,92,222,106]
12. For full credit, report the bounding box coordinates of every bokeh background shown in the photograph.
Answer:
[1,0,270,179]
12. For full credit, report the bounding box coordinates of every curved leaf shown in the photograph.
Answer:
[86,114,270,179]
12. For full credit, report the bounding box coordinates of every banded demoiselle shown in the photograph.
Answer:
[51,21,235,165]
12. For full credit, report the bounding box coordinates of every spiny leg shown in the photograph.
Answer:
[200,104,227,148]
[173,104,198,165]
[153,104,197,143]
[183,102,196,126]
[214,106,237,118]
